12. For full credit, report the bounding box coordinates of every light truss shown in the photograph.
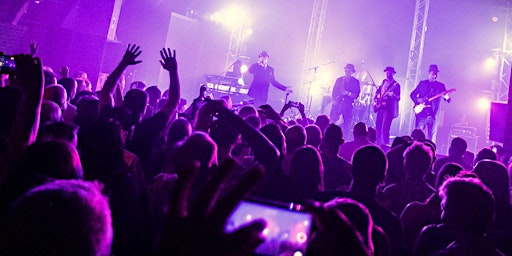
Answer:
[300,0,329,112]
[399,0,431,135]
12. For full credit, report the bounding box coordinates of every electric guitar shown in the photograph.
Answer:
[373,80,398,113]
[413,88,456,114]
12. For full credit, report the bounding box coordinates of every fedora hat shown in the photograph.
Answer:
[383,67,396,74]
[344,63,356,72]
[428,64,439,73]
[258,51,269,58]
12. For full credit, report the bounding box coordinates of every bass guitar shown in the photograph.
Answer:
[413,88,456,115]
[373,80,398,113]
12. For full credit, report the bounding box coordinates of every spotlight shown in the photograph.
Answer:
[492,16,499,22]
[484,57,497,72]
[245,28,253,36]
[240,64,248,73]
[477,97,491,111]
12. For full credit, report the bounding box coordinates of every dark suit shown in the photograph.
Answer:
[375,79,400,145]
[330,76,361,137]
[410,80,448,140]
[248,63,287,106]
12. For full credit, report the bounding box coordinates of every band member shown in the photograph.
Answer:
[410,64,451,141]
[248,51,292,106]
[374,67,401,145]
[330,63,361,138]
[225,60,243,79]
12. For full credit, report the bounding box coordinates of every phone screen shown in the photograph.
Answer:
[0,55,15,74]
[225,200,312,256]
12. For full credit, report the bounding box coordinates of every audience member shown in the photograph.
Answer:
[305,124,322,148]
[338,122,372,162]
[0,180,113,256]
[432,137,472,174]
[320,123,352,191]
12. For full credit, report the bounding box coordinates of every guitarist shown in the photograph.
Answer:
[330,63,361,139]
[375,66,401,145]
[410,64,451,141]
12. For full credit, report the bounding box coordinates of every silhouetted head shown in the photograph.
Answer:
[38,122,78,147]
[285,125,306,155]
[58,78,78,101]
[448,137,467,157]
[435,163,464,190]
[391,136,412,149]
[74,96,99,127]
[16,140,83,182]
[352,145,387,187]
[403,142,434,177]
[473,160,510,207]
[41,100,62,126]
[315,114,330,134]
[244,115,261,129]
[44,85,68,111]
[411,128,426,141]
[1,180,112,256]
[260,123,286,155]
[80,120,124,181]
[166,118,192,148]
[175,132,218,171]
[130,81,146,90]
[440,177,494,238]
[326,198,374,252]
[124,89,148,121]
[475,148,497,165]
[210,119,240,150]
[320,123,344,154]
[238,105,258,119]
[43,69,57,87]
[290,146,324,200]
[145,86,162,107]
[353,122,368,139]
[305,124,322,148]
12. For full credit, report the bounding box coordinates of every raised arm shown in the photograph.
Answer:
[157,48,180,121]
[4,55,44,180]
[99,44,142,109]
[217,103,280,168]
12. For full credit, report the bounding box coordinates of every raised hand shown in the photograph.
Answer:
[120,44,142,67]
[158,159,266,255]
[258,104,281,122]
[29,40,38,56]
[160,48,177,73]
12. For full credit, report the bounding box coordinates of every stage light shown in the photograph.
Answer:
[293,252,303,256]
[245,28,253,36]
[210,4,249,30]
[492,16,499,22]
[484,57,497,72]
[241,64,248,73]
[477,97,491,111]
[296,232,308,243]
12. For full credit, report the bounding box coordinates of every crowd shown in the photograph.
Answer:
[0,44,511,256]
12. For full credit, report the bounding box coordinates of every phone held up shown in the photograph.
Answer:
[289,101,300,108]
[0,55,16,74]
[225,200,313,256]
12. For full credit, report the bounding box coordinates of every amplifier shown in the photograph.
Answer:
[450,125,477,137]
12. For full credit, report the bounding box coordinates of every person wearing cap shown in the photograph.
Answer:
[248,51,292,106]
[374,67,401,145]
[330,63,361,139]
[410,64,451,141]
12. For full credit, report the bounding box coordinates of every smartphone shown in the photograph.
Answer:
[0,55,16,74]
[225,200,312,256]
[289,101,300,108]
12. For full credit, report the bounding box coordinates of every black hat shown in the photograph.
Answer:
[383,67,396,74]
[428,64,439,73]
[258,51,269,57]
[344,63,356,72]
